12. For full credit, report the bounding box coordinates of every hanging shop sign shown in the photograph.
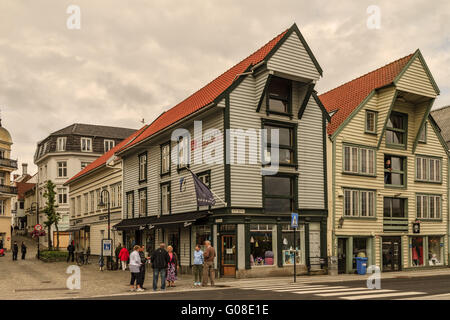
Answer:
[412,221,421,234]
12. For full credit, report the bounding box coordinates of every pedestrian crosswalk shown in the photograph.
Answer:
[228,281,427,300]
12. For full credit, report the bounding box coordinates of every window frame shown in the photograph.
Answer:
[342,143,376,177]
[177,136,190,171]
[80,137,93,152]
[57,188,68,205]
[261,119,298,168]
[160,182,171,215]
[126,191,134,219]
[104,139,115,153]
[138,187,147,217]
[343,188,376,218]
[385,111,408,149]
[416,193,442,221]
[57,161,68,178]
[415,155,442,184]
[263,173,297,214]
[160,141,171,176]
[56,137,67,152]
[383,197,407,218]
[138,152,148,183]
[418,122,427,144]
[265,76,293,117]
[384,154,407,188]
[365,110,378,135]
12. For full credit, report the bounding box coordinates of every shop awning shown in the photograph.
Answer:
[66,226,90,232]
[113,212,211,231]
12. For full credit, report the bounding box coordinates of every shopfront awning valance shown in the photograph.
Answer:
[66,225,90,232]
[113,212,211,231]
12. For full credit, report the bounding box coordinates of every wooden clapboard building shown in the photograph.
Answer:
[114,23,330,278]
[321,50,449,273]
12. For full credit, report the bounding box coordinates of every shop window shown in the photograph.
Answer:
[249,224,274,267]
[266,76,291,114]
[411,237,424,267]
[352,238,368,269]
[144,230,155,256]
[386,111,407,148]
[195,225,211,251]
[428,236,443,266]
[416,156,441,183]
[281,224,304,266]
[384,155,406,187]
[263,175,295,214]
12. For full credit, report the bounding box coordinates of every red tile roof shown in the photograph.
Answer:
[17,182,35,200]
[118,28,290,153]
[65,125,148,184]
[319,53,414,136]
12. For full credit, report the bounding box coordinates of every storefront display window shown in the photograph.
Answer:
[428,236,443,266]
[411,237,424,267]
[250,224,274,267]
[195,225,211,251]
[281,224,303,266]
[144,230,155,256]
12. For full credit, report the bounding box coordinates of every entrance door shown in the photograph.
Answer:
[309,230,321,270]
[382,237,402,272]
[338,238,347,274]
[221,235,236,277]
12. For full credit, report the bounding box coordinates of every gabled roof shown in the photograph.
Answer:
[119,23,320,153]
[431,105,450,149]
[319,53,415,136]
[65,125,148,185]
[17,182,35,200]
[50,123,136,140]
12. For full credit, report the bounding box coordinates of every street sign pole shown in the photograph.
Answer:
[291,213,299,283]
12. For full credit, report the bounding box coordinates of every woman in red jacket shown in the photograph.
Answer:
[118,247,130,271]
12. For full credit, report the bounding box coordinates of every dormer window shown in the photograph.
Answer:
[267,76,291,115]
[57,137,67,152]
[81,137,92,152]
[104,139,115,152]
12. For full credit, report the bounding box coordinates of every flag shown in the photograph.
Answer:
[190,171,216,207]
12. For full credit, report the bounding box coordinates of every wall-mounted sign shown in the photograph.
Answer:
[412,222,420,234]
[231,209,245,214]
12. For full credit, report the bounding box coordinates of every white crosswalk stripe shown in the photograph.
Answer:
[228,279,428,299]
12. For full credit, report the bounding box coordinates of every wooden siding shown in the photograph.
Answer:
[396,56,438,98]
[267,32,321,81]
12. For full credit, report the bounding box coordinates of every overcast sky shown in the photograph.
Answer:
[1,0,449,175]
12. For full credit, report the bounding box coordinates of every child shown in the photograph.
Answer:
[192,245,204,286]
[98,255,105,271]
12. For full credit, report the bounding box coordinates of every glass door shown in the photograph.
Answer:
[221,235,236,276]
[382,237,401,271]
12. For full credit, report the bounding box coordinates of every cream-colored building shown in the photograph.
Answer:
[321,50,449,273]
[0,119,18,250]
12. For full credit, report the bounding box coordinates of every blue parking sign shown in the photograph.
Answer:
[291,213,298,229]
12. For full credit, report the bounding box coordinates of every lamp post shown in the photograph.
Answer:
[99,190,112,270]
[31,202,40,260]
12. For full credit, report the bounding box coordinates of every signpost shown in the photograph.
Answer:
[34,224,43,232]
[102,239,112,257]
[291,213,298,283]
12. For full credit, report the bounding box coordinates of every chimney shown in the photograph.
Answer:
[22,163,28,176]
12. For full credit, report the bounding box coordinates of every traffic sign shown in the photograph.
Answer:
[102,239,112,256]
[34,224,43,231]
[291,213,298,229]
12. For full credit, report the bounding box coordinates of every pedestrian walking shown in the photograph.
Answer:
[202,240,216,287]
[67,241,75,263]
[193,244,204,286]
[12,241,18,261]
[129,245,144,292]
[98,255,105,271]
[21,242,27,260]
[115,243,122,269]
[166,245,178,287]
[138,245,148,289]
[118,246,130,271]
[150,242,169,291]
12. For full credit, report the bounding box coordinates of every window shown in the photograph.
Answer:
[81,162,90,170]
[76,196,82,216]
[57,161,67,178]
[138,188,147,217]
[83,193,88,215]
[126,192,134,219]
[177,137,189,169]
[267,77,291,114]
[89,191,95,212]
[343,189,375,217]
[365,110,377,134]
[56,137,67,152]
[111,185,117,208]
[70,198,75,217]
[104,139,115,152]
[428,236,443,266]
[383,198,406,218]
[0,172,5,185]
[418,122,427,143]
[57,188,68,204]
[250,224,274,266]
[343,145,375,175]
[263,122,295,165]
[416,156,441,183]
[81,137,92,152]
[96,189,101,210]
[384,155,406,187]
[139,153,147,182]
[118,184,122,207]
[195,226,211,251]
[411,237,424,266]
[416,194,441,220]
[386,112,407,148]
[161,143,171,175]
[264,175,295,214]
[161,183,171,215]
[0,200,5,215]
[281,224,305,266]
[197,171,211,188]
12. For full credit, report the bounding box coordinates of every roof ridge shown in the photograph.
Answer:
[320,52,415,97]
[431,105,450,112]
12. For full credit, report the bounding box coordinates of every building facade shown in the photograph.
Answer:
[12,163,33,232]
[321,50,449,273]
[34,123,136,249]
[115,24,329,278]
[0,119,18,250]
[65,127,146,255]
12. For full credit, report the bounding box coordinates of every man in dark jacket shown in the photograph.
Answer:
[12,241,18,261]
[150,242,169,291]
[67,242,75,262]
[21,242,27,260]
[115,243,122,269]
[138,245,148,289]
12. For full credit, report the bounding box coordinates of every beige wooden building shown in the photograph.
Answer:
[320,50,449,273]
[0,119,18,251]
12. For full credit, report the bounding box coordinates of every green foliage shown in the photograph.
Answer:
[39,250,68,262]
[43,180,60,249]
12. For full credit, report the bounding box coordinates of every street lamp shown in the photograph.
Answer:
[98,190,112,270]
[31,202,40,260]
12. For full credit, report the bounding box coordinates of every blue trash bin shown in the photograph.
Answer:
[356,257,368,275]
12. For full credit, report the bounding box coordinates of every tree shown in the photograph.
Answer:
[42,180,60,250]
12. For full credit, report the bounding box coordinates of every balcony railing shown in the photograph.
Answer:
[0,184,18,195]
[383,217,408,232]
[0,158,18,169]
